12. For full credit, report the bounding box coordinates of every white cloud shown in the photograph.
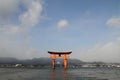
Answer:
[0,36,42,59]
[19,0,43,27]
[79,38,120,63]
[0,0,43,35]
[0,0,20,23]
[57,19,68,29]
[0,0,44,59]
[106,16,120,28]
[1,25,20,35]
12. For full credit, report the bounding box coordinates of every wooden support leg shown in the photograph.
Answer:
[64,59,67,69]
[52,59,55,69]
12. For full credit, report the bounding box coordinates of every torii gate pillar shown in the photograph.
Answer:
[48,51,72,69]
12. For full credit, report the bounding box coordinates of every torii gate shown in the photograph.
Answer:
[48,51,72,69]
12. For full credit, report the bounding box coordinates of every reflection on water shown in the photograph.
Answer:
[51,69,68,80]
[0,68,120,80]
[51,69,108,80]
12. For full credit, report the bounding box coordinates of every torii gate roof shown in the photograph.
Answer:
[48,51,72,54]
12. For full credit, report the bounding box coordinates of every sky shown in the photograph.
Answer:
[0,0,120,63]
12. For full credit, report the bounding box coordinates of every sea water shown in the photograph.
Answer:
[0,67,120,80]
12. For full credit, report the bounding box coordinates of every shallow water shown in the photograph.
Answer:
[0,67,120,80]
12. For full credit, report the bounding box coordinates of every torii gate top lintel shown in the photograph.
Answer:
[48,51,72,57]
[48,51,72,55]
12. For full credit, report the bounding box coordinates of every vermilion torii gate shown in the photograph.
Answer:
[48,51,72,69]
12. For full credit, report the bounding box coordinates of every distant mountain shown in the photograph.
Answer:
[68,59,84,65]
[0,57,84,65]
[0,57,20,64]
